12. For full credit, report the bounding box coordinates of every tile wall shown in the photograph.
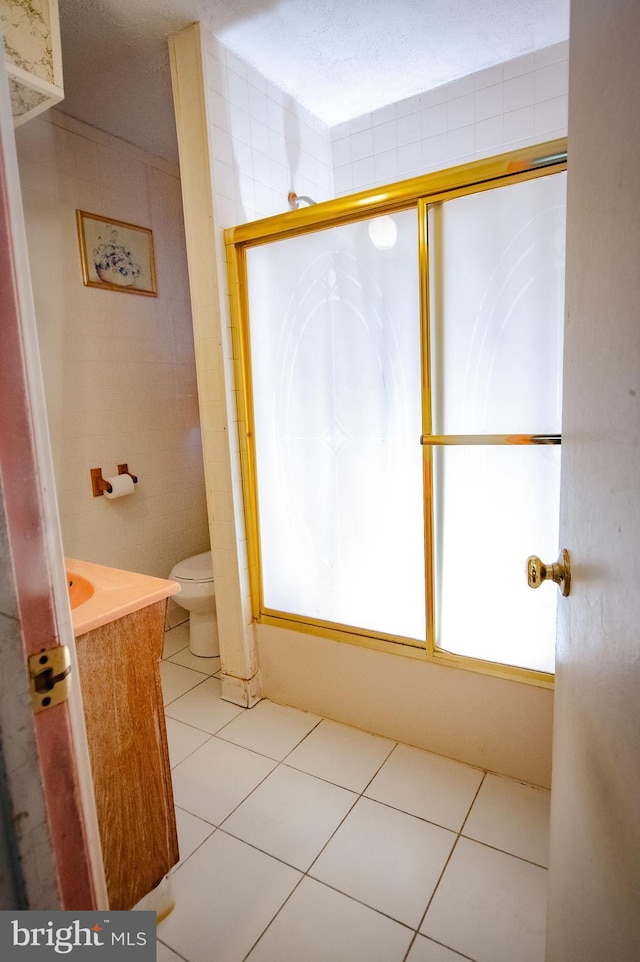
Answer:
[14,110,209,582]
[332,42,568,194]
[203,39,334,227]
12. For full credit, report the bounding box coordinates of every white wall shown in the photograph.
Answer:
[172,27,568,781]
[14,110,209,588]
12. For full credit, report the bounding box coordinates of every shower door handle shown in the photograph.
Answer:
[526,549,571,596]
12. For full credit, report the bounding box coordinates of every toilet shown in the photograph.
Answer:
[169,551,218,657]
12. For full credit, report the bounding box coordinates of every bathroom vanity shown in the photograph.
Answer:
[67,559,180,910]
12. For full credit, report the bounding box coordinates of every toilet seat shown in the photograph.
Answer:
[170,551,213,583]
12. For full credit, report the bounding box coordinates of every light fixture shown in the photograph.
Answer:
[368,215,398,250]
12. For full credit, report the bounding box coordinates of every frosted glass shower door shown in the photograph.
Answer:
[245,210,425,641]
[428,172,567,673]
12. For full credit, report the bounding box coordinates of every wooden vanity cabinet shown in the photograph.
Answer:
[76,599,178,910]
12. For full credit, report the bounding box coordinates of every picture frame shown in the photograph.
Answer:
[76,210,157,296]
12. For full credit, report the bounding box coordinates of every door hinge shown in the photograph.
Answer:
[29,645,72,713]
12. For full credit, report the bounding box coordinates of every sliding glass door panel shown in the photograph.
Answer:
[245,210,425,640]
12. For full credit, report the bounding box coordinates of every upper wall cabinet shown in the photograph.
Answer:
[0,0,63,125]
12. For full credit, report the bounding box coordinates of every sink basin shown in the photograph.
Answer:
[67,572,95,609]
[65,558,180,636]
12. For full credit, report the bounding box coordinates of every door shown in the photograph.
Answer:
[0,55,106,907]
[545,0,640,958]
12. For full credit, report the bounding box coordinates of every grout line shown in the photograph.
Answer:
[163,694,550,961]
[456,833,550,870]
[238,872,306,962]
[161,672,210,708]
[156,936,190,961]
[411,772,487,953]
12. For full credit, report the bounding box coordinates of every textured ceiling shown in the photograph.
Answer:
[57,0,569,161]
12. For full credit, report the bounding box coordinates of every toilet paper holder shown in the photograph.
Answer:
[91,464,138,497]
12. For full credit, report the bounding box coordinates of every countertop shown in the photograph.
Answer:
[66,557,180,637]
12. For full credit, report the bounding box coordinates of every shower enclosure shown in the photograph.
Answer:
[226,139,567,686]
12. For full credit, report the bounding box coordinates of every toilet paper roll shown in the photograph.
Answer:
[103,474,135,499]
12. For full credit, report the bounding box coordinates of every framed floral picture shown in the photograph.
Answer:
[76,210,157,296]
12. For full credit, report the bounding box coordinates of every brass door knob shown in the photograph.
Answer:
[527,548,571,596]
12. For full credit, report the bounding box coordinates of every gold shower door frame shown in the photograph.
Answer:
[225,138,567,689]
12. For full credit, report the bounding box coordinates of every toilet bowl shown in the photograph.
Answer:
[169,551,218,657]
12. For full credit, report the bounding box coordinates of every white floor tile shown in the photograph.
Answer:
[310,796,456,928]
[168,645,221,676]
[165,717,211,768]
[245,877,414,962]
[171,737,276,825]
[156,941,184,962]
[174,807,215,866]
[222,765,357,870]
[160,662,208,705]
[162,625,190,659]
[217,699,321,760]
[165,676,244,733]
[365,745,484,831]
[421,837,548,962]
[158,831,301,962]
[406,935,471,961]
[285,718,396,792]
[463,773,551,866]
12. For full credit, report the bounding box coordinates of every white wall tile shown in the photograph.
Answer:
[351,156,375,189]
[503,52,535,80]
[248,84,268,122]
[503,72,535,112]
[226,69,249,111]
[421,86,447,108]
[504,105,536,143]
[421,133,448,169]
[397,141,422,176]
[372,120,397,154]
[376,103,397,125]
[534,40,569,68]
[474,63,504,89]
[447,94,475,129]
[374,148,398,182]
[534,96,568,137]
[213,159,235,200]
[334,165,353,194]
[475,83,504,121]
[250,117,270,155]
[349,114,372,134]
[332,135,351,167]
[535,61,569,102]
[447,124,475,158]
[475,115,505,153]
[207,91,229,131]
[422,102,447,138]
[396,111,421,146]
[395,94,421,118]
[351,128,374,161]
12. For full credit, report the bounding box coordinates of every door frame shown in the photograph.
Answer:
[0,53,107,908]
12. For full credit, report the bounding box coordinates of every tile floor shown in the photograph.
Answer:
[157,624,550,962]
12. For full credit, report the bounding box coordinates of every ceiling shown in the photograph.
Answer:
[57,0,569,162]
